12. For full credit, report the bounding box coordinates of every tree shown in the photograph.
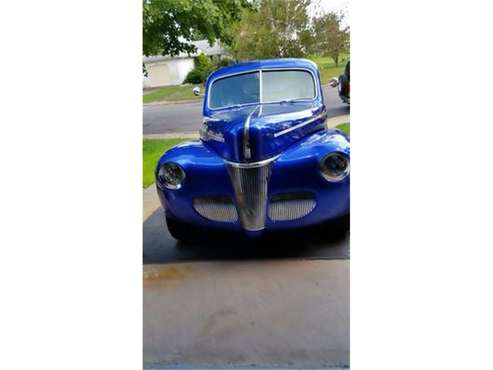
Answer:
[229,0,312,60]
[143,0,256,57]
[311,12,349,66]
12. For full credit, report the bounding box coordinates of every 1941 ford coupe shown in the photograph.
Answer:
[155,58,350,241]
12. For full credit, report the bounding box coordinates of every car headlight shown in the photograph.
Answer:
[319,152,349,182]
[157,162,186,189]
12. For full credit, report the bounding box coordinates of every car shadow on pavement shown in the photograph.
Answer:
[143,207,349,264]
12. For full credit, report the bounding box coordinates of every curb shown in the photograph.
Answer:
[144,132,199,140]
[144,98,203,106]
[143,115,349,140]
[143,184,161,222]
[327,114,350,128]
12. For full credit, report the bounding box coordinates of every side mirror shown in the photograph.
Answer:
[192,86,201,96]
[329,77,340,88]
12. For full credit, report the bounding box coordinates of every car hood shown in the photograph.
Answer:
[201,102,327,163]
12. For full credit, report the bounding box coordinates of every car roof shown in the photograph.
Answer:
[207,58,319,82]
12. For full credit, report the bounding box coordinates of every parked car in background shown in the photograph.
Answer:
[156,58,350,241]
[329,61,350,104]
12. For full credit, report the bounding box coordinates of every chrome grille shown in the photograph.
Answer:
[193,197,238,222]
[269,197,316,221]
[226,162,272,231]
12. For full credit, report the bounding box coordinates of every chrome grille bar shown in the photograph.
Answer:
[226,162,272,231]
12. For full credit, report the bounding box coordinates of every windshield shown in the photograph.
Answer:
[209,72,260,109]
[262,70,315,102]
[208,69,316,109]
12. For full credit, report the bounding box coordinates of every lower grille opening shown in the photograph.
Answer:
[193,196,238,223]
[269,192,316,221]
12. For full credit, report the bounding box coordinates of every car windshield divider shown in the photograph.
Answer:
[207,68,317,111]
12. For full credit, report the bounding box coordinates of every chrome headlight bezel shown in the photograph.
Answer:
[157,162,186,190]
[319,152,350,182]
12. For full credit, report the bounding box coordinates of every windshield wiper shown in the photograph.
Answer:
[278,99,305,105]
[231,103,253,109]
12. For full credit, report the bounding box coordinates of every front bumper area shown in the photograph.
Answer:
[156,134,349,235]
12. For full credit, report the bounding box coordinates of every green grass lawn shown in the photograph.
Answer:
[336,122,350,135]
[143,138,186,188]
[308,54,348,84]
[143,84,201,104]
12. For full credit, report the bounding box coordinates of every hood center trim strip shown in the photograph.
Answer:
[243,105,260,160]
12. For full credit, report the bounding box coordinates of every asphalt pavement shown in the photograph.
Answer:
[143,185,349,264]
[143,85,349,135]
[144,206,349,264]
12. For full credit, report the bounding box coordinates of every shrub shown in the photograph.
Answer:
[215,57,234,69]
[184,53,214,84]
[183,69,205,84]
[184,54,237,84]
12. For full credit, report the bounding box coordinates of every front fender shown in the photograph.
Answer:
[264,129,350,229]
[278,127,350,163]
[155,131,350,232]
[155,140,241,231]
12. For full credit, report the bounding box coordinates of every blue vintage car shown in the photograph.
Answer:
[155,58,349,241]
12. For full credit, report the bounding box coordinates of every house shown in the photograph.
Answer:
[143,40,226,88]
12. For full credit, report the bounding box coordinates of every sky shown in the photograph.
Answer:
[309,0,349,26]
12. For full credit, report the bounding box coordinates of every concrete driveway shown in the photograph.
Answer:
[144,259,349,369]
[143,187,350,369]
[143,84,349,135]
